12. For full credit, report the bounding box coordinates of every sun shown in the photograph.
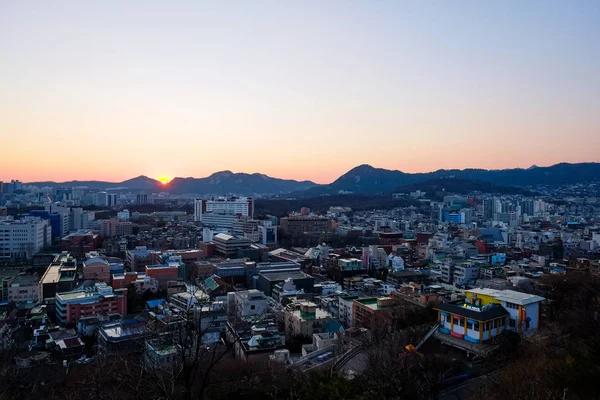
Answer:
[158,176,171,185]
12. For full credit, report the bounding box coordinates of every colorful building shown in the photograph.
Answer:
[435,288,545,343]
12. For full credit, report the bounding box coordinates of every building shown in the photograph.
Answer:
[83,256,111,283]
[71,207,95,230]
[435,288,545,344]
[453,264,480,285]
[136,194,148,205]
[258,220,278,245]
[226,318,286,363]
[4,273,40,304]
[212,233,252,258]
[100,218,133,238]
[194,197,254,222]
[44,203,71,237]
[257,269,314,297]
[96,192,118,207]
[280,216,331,238]
[55,282,127,325]
[229,289,268,318]
[97,318,153,355]
[353,297,397,329]
[145,264,179,289]
[284,300,331,339]
[440,264,454,284]
[39,252,78,299]
[112,272,158,293]
[0,217,51,261]
[144,339,180,372]
[117,209,130,221]
[61,230,101,258]
[338,258,364,271]
[126,247,161,272]
[338,295,358,328]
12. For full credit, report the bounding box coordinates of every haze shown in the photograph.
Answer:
[1,1,599,184]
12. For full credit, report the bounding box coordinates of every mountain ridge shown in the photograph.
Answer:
[23,162,600,196]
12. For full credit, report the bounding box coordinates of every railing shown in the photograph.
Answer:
[415,323,439,350]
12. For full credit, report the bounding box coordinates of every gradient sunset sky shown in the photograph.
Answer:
[1,1,599,184]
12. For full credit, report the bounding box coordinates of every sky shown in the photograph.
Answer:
[1,1,599,184]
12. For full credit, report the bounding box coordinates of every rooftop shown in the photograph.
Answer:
[467,288,545,305]
[435,301,509,321]
[260,271,312,282]
[355,297,394,310]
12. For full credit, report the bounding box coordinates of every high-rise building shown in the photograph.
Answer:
[0,217,52,261]
[483,199,494,220]
[521,200,535,216]
[95,192,117,207]
[136,194,149,205]
[194,197,254,222]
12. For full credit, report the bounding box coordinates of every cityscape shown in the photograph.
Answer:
[1,1,600,400]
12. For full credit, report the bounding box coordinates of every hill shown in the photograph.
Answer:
[26,172,318,196]
[297,162,600,196]
[166,171,317,195]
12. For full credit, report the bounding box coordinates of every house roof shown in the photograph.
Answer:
[435,301,509,321]
[468,288,545,305]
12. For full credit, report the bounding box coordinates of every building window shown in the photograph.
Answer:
[506,302,519,310]
[509,318,516,328]
[467,321,473,330]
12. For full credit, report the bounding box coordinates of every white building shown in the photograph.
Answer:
[117,209,130,221]
[467,288,545,334]
[5,273,41,303]
[387,254,405,271]
[0,217,52,261]
[338,296,357,328]
[194,197,254,222]
[71,207,95,230]
[229,289,268,318]
[96,192,118,207]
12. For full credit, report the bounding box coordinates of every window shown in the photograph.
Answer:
[505,302,519,310]
[250,305,256,310]
[459,318,465,327]
[509,318,516,328]
[467,321,473,330]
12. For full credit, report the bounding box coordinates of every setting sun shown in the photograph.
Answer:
[158,176,171,185]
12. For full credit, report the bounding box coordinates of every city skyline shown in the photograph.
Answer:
[1,1,599,183]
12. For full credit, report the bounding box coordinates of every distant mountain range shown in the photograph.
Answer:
[297,162,600,197]
[26,162,600,196]
[27,171,318,196]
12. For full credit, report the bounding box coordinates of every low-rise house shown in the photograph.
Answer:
[226,318,286,363]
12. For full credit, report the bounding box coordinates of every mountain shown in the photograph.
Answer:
[166,171,317,195]
[26,172,318,196]
[297,162,600,196]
